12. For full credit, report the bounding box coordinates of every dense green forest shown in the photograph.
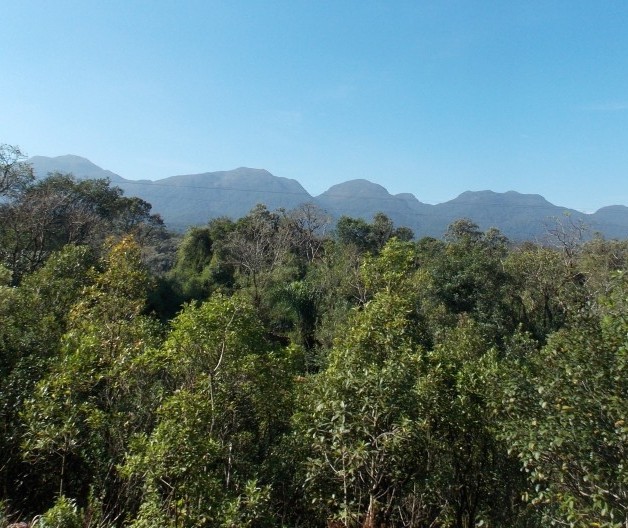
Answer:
[0,144,626,527]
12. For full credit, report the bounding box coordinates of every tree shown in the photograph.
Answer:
[123,294,293,527]
[444,218,483,244]
[167,226,216,302]
[504,244,582,341]
[0,245,96,512]
[497,274,628,526]
[224,204,295,306]
[296,240,429,527]
[0,173,163,282]
[335,216,373,253]
[21,237,161,521]
[414,319,525,528]
[544,212,589,268]
[0,144,34,197]
[297,239,529,527]
[285,202,331,264]
[428,221,514,344]
[298,289,424,527]
[579,235,628,298]
[335,213,413,255]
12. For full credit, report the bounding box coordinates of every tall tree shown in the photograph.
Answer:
[21,237,161,522]
[427,220,514,343]
[497,272,628,527]
[296,241,428,527]
[335,213,413,255]
[123,294,293,527]
[0,245,95,512]
[284,202,331,264]
[224,205,289,303]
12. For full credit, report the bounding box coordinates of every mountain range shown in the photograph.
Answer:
[28,155,628,241]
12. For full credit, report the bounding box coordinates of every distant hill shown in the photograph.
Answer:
[429,190,577,241]
[29,155,126,183]
[113,168,312,228]
[30,157,311,230]
[29,155,628,240]
[316,179,433,236]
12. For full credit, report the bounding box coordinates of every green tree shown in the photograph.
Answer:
[0,173,163,283]
[167,226,216,301]
[297,239,527,527]
[335,215,373,253]
[297,293,423,526]
[414,319,526,528]
[427,220,514,344]
[123,294,293,527]
[21,237,161,521]
[167,220,237,303]
[0,245,95,512]
[335,213,413,255]
[444,218,483,244]
[579,235,628,298]
[498,273,628,526]
[504,244,580,340]
[296,241,428,526]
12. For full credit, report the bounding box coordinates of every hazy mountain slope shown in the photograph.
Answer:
[130,168,312,228]
[430,190,579,241]
[589,205,628,239]
[29,155,126,183]
[28,155,628,240]
[315,179,438,236]
[29,156,312,230]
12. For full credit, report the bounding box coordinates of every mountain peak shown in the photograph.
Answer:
[30,154,101,170]
[29,154,124,182]
[449,189,552,206]
[319,179,391,199]
[55,154,94,163]
[233,167,272,175]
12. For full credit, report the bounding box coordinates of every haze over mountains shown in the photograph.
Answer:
[29,155,628,240]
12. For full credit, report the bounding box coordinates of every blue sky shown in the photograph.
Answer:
[1,1,627,212]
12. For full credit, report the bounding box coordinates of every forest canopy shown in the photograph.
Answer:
[0,146,626,528]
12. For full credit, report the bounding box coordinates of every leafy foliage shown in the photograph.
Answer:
[122,294,293,527]
[0,155,625,528]
[497,274,628,527]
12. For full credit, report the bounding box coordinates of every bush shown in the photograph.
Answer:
[36,496,82,528]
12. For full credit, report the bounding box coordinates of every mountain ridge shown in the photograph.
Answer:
[28,155,628,240]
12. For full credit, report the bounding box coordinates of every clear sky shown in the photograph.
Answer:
[2,1,627,212]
